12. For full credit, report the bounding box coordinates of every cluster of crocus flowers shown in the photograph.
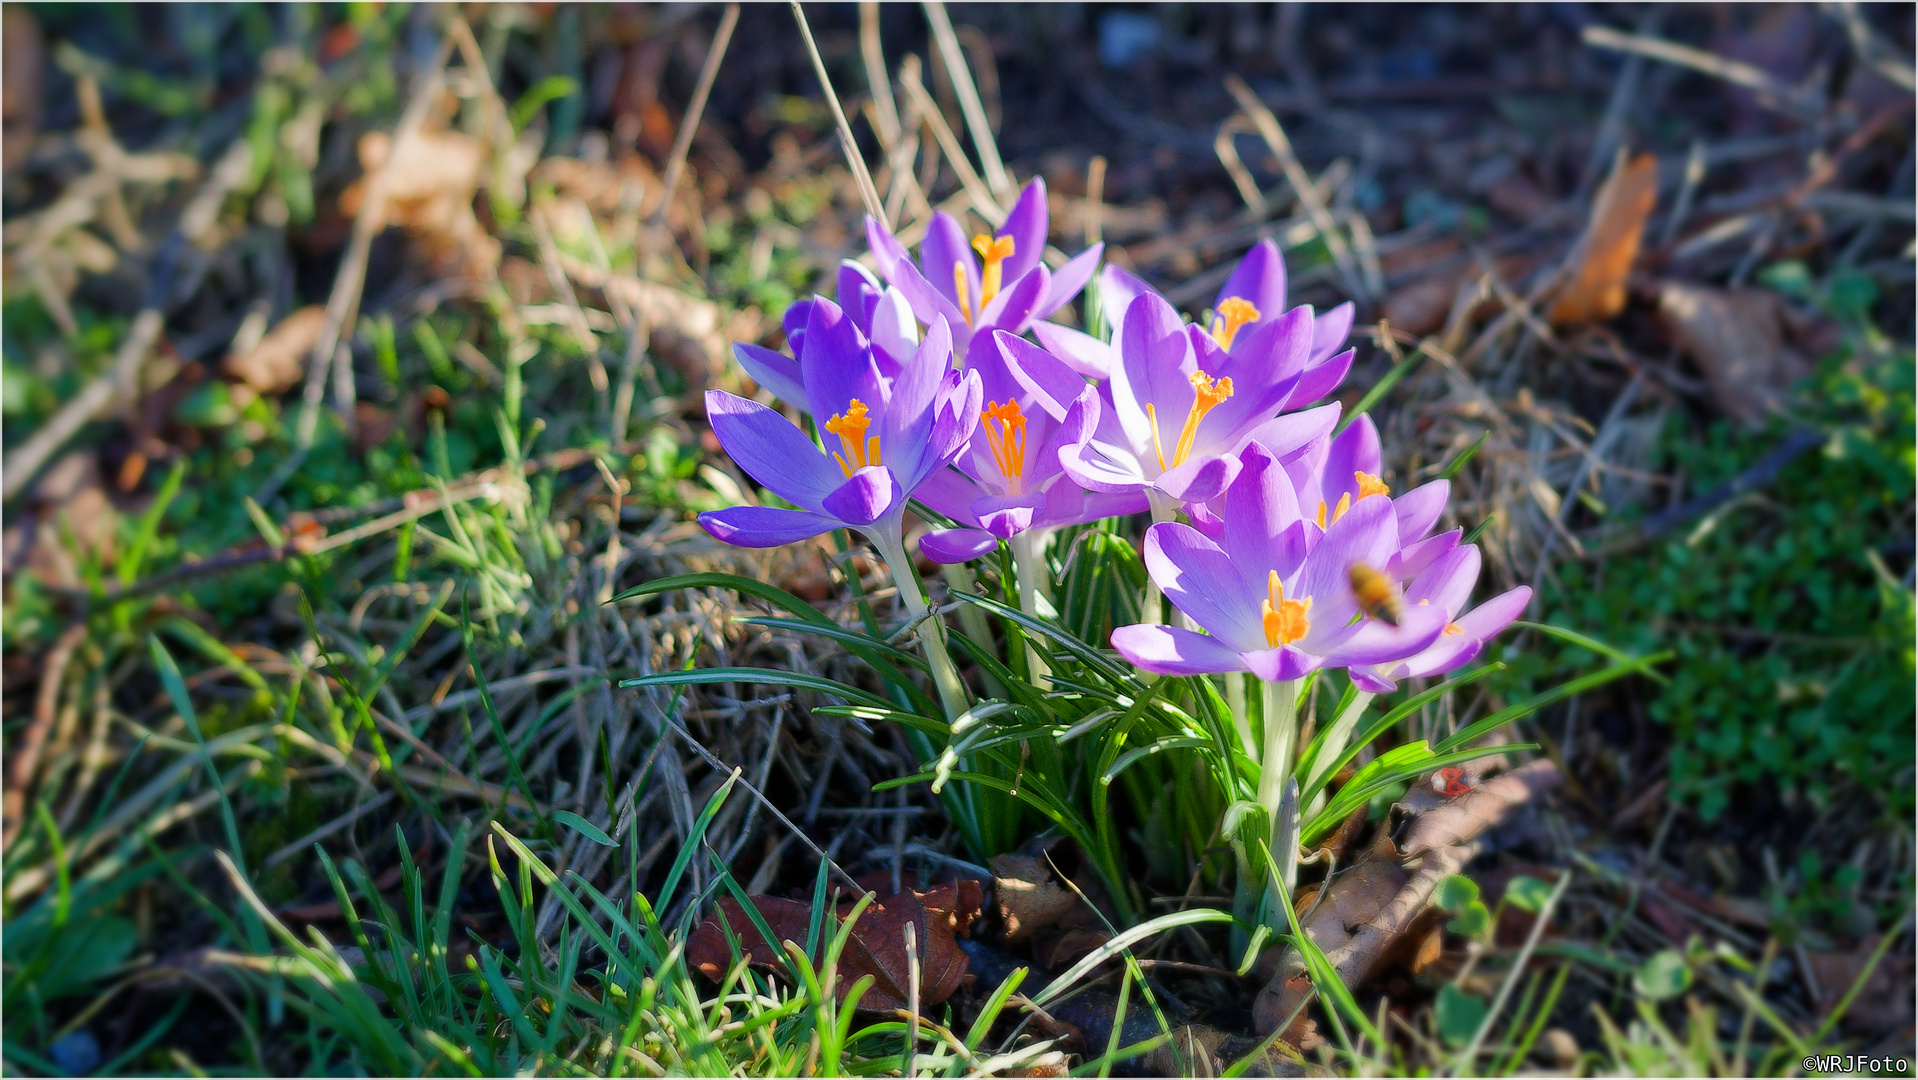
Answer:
[698,189,1532,923]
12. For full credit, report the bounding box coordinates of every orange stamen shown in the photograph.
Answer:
[824,399,880,477]
[971,234,1016,309]
[1355,471,1389,500]
[1443,622,1465,636]
[952,264,973,327]
[981,400,1028,493]
[1163,371,1234,469]
[1261,570,1312,647]
[1209,297,1262,349]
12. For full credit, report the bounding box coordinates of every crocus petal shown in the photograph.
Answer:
[996,178,1049,285]
[1223,443,1307,579]
[798,297,883,429]
[972,492,1043,538]
[913,465,982,523]
[1029,321,1114,379]
[879,316,953,483]
[821,465,900,526]
[920,528,1000,564]
[1143,523,1264,650]
[1098,263,1153,344]
[733,342,806,406]
[700,505,844,547]
[1061,438,1148,492]
[1453,586,1531,642]
[1001,331,1098,419]
[782,299,813,354]
[1153,452,1240,504]
[1390,529,1461,580]
[704,390,842,509]
[1283,348,1354,408]
[1309,301,1356,364]
[869,287,920,369]
[1349,667,1400,694]
[1187,500,1225,539]
[919,368,985,486]
[1035,243,1105,320]
[1112,624,1248,676]
[1293,493,1400,629]
[1314,604,1448,667]
[1122,292,1198,432]
[1406,545,1481,616]
[1242,646,1320,683]
[1393,480,1450,543]
[1322,414,1384,509]
[1241,403,1342,460]
[867,217,967,331]
[920,212,978,311]
[1217,238,1288,328]
[837,260,883,331]
[978,263,1050,336]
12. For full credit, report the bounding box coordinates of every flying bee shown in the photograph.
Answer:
[1348,562,1404,626]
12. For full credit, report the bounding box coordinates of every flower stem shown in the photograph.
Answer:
[1009,530,1051,690]
[1255,678,1300,900]
[1301,690,1373,820]
[940,563,1004,699]
[1142,491,1181,623]
[1226,673,1252,758]
[874,532,969,722]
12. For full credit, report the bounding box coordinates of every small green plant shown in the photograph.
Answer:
[1521,343,1915,822]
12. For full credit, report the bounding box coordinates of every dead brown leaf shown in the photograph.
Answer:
[1656,282,1811,425]
[224,306,327,395]
[341,128,498,278]
[1548,151,1658,325]
[989,854,1079,944]
[687,881,983,1012]
[1255,761,1563,1039]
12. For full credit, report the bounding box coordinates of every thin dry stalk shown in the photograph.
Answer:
[1224,75,1368,302]
[898,55,1003,227]
[791,1,885,222]
[2,622,88,844]
[923,1,1011,202]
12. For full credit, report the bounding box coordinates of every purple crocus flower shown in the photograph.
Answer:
[916,330,1149,563]
[1055,290,1347,505]
[866,178,1104,362]
[738,261,922,406]
[1110,442,1448,682]
[1277,414,1457,581]
[1032,238,1356,384]
[698,299,982,549]
[1349,544,1532,692]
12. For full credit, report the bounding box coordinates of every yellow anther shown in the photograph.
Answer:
[1209,296,1262,350]
[1261,569,1312,648]
[1443,622,1465,636]
[1150,370,1234,471]
[953,264,973,327]
[1315,491,1353,529]
[1355,471,1390,500]
[981,400,1028,492]
[824,399,880,477]
[971,234,1016,309]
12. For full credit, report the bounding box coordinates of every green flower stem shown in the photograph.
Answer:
[1226,673,1253,757]
[1010,530,1051,689]
[874,532,969,722]
[940,563,1005,699]
[1143,491,1182,623]
[1255,677,1301,899]
[1301,690,1373,819]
